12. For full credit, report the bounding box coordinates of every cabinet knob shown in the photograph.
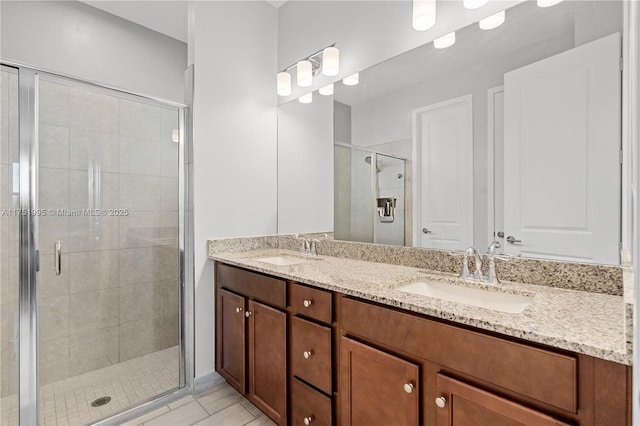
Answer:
[303,416,314,425]
[235,307,242,313]
[303,350,313,359]
[303,299,313,308]
[403,383,414,394]
[245,311,252,318]
[435,396,447,408]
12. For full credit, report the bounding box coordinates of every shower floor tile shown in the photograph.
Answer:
[0,346,179,426]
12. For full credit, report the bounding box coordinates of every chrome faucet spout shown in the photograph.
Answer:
[472,249,483,279]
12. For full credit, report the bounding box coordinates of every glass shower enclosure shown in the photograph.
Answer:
[334,143,407,246]
[1,64,188,425]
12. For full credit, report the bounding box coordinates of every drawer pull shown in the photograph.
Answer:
[235,307,242,313]
[303,416,314,425]
[435,396,447,408]
[303,299,314,308]
[303,350,313,359]
[403,383,414,394]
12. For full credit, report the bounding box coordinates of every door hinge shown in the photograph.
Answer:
[620,57,623,71]
[620,150,624,164]
[35,250,40,272]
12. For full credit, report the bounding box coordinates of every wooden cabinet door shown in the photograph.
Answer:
[218,289,245,393]
[435,374,572,426]
[248,300,287,425]
[340,337,419,426]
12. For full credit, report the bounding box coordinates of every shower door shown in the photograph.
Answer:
[1,65,187,425]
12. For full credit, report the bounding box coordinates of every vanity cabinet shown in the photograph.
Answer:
[215,264,288,425]
[435,374,572,426]
[214,262,630,426]
[339,296,629,426]
[217,288,246,393]
[340,337,419,426]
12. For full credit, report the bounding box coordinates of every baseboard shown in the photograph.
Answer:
[194,371,225,394]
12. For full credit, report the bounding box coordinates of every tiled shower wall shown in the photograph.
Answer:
[0,73,180,396]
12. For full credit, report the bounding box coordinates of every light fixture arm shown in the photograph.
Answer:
[280,43,337,73]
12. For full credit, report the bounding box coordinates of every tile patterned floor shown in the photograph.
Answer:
[0,346,180,426]
[122,382,276,426]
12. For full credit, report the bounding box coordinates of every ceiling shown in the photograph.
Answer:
[80,0,288,44]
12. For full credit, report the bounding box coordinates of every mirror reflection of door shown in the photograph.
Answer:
[503,33,621,264]
[413,95,473,251]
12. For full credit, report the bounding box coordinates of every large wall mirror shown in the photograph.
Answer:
[278,0,625,266]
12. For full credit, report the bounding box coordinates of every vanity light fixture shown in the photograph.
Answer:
[297,60,313,87]
[322,47,340,76]
[412,0,436,31]
[479,10,505,30]
[343,73,359,86]
[463,0,488,10]
[537,0,563,7]
[319,83,334,96]
[277,72,292,96]
[298,92,313,104]
[434,32,456,49]
[277,43,339,96]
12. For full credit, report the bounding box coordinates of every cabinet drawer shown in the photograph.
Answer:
[290,283,332,324]
[216,263,286,308]
[341,297,577,413]
[291,378,332,426]
[291,316,332,394]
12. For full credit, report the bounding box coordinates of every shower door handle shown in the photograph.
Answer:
[54,241,61,275]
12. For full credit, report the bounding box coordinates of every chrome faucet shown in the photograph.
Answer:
[455,243,502,284]
[472,249,483,280]
[294,233,311,255]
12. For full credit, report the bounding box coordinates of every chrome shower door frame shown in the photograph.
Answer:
[17,66,39,426]
[5,61,193,426]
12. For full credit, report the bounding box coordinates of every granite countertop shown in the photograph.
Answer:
[209,248,630,365]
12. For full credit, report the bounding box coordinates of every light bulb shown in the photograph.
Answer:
[412,0,436,31]
[463,0,488,9]
[434,32,456,49]
[297,60,312,87]
[537,0,562,7]
[322,47,340,77]
[277,72,291,96]
[319,84,334,96]
[479,10,505,30]
[343,73,359,86]
[298,92,313,104]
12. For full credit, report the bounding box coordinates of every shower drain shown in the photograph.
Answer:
[91,396,112,408]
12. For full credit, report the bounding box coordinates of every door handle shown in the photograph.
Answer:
[54,240,61,275]
[506,236,522,244]
[422,228,433,234]
[496,231,505,238]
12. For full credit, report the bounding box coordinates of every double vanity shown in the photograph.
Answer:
[209,235,631,426]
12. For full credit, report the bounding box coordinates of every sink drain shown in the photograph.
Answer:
[91,396,111,408]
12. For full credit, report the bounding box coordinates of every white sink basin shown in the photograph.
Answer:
[396,281,532,314]
[254,256,308,266]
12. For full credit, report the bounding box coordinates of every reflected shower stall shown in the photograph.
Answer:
[334,143,408,246]
[0,64,188,425]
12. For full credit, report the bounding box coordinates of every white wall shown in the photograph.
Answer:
[276,0,520,104]
[190,1,278,379]
[277,95,333,234]
[0,1,186,103]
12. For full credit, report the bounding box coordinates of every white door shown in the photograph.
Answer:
[504,33,621,264]
[412,95,473,251]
